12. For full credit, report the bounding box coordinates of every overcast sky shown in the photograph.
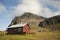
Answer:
[0,0,60,30]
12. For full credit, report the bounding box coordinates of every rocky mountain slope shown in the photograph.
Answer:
[8,12,45,31]
[39,15,60,30]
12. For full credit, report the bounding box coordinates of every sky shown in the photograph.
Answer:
[0,0,60,31]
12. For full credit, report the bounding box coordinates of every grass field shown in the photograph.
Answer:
[0,31,60,40]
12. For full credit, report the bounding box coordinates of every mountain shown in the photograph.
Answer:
[8,12,46,31]
[44,15,60,25]
[39,15,60,31]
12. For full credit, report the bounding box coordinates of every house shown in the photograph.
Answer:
[7,23,30,34]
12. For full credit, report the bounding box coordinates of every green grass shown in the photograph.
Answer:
[0,31,60,40]
[0,24,60,40]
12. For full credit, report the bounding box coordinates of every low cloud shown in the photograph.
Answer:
[0,4,7,14]
[13,0,43,17]
[12,0,60,18]
[0,0,60,18]
[0,3,13,19]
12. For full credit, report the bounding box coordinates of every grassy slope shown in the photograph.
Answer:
[46,23,60,30]
[0,23,60,40]
[0,31,60,40]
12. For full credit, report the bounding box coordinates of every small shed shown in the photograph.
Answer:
[7,23,30,34]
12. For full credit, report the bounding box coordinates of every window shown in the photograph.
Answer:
[14,29,17,31]
[18,28,22,32]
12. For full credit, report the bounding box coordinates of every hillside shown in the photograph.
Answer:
[0,31,60,40]
[8,12,45,32]
[39,15,60,31]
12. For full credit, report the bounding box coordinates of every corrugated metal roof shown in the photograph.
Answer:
[8,23,27,28]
